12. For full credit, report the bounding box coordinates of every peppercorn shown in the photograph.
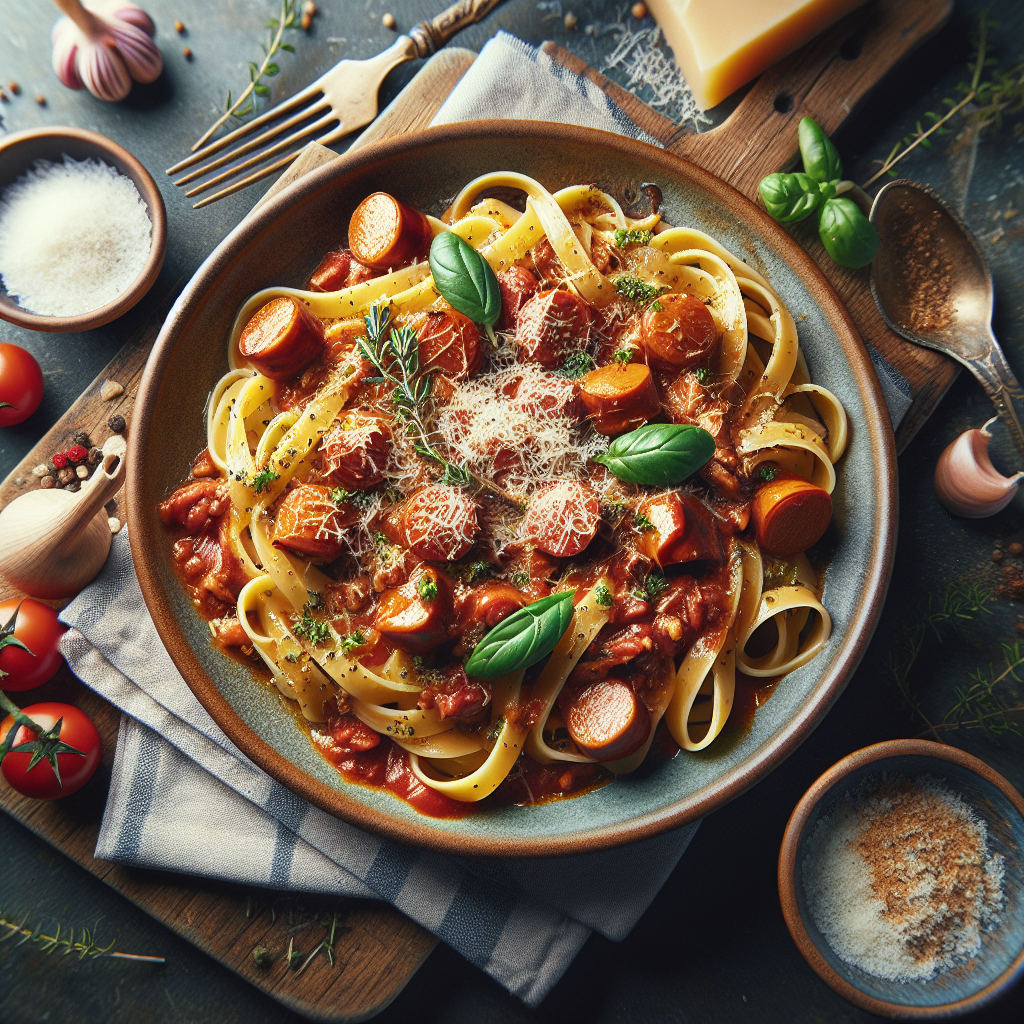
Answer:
[35,94,46,107]
[72,429,92,449]
[52,452,69,469]
[175,19,185,33]
[0,90,7,102]
[183,47,192,59]
[67,444,89,464]
[9,82,21,95]
[57,467,76,485]
[108,413,127,433]
[382,12,396,30]
[564,12,577,30]
[300,12,312,29]
[1009,542,1023,556]
[632,2,648,18]
[88,447,103,466]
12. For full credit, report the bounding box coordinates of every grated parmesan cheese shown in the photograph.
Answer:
[0,156,152,316]
[802,775,1005,983]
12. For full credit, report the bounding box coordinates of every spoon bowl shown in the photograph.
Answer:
[870,179,1024,457]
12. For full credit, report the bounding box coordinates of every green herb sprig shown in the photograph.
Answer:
[759,117,878,269]
[428,232,500,343]
[614,228,653,249]
[0,912,165,963]
[557,352,596,379]
[614,275,665,303]
[292,604,330,646]
[192,0,300,150]
[595,423,716,486]
[252,468,280,494]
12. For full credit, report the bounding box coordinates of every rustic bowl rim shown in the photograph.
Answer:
[0,126,167,333]
[778,738,1024,1019]
[128,120,897,857]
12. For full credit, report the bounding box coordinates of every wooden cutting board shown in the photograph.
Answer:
[0,3,955,1018]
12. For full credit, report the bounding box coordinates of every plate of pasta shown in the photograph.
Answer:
[129,123,895,856]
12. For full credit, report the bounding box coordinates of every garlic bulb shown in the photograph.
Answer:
[934,418,1023,518]
[51,0,162,103]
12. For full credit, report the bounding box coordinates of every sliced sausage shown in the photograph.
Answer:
[411,307,483,380]
[514,288,593,369]
[497,265,539,330]
[461,581,528,629]
[641,293,717,370]
[525,480,601,558]
[637,492,724,567]
[322,412,390,490]
[239,297,325,381]
[508,370,581,421]
[272,484,357,560]
[753,475,832,555]
[348,192,432,270]
[563,678,650,762]
[374,565,452,653]
[400,485,481,562]
[529,237,564,283]
[578,362,660,435]
[307,248,377,292]
[421,666,492,722]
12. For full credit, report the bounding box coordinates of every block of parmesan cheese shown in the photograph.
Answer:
[645,0,868,111]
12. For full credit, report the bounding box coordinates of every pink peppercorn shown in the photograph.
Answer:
[52,452,69,469]
[66,445,88,463]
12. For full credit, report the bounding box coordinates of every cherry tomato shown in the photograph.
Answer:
[0,343,44,427]
[1,702,101,799]
[0,598,66,691]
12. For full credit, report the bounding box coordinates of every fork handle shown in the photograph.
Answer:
[970,342,1024,461]
[409,0,508,58]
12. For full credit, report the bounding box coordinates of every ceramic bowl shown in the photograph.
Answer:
[779,739,1024,1018]
[128,122,896,857]
[0,126,166,333]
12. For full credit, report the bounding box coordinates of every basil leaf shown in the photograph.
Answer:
[594,423,716,486]
[465,591,575,680]
[818,197,879,269]
[758,172,825,223]
[798,117,842,185]
[428,232,500,326]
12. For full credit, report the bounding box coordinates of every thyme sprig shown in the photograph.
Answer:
[0,913,165,963]
[864,15,1024,187]
[192,0,300,151]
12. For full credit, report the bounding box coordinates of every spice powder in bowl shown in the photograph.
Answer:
[0,156,152,317]
[803,775,1006,983]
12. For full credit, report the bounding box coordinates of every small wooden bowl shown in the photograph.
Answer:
[0,127,166,333]
[779,740,1024,1019]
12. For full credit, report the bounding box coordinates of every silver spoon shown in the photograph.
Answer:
[870,179,1024,458]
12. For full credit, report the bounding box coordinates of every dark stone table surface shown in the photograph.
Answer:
[1,1,1022,1021]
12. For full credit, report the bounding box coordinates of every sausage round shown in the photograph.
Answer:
[411,307,483,380]
[272,484,356,560]
[238,296,325,381]
[563,678,650,762]
[637,492,724,567]
[641,293,717,370]
[525,480,601,558]
[321,412,390,490]
[307,248,377,292]
[578,362,660,435]
[400,485,481,562]
[753,475,832,555]
[497,265,539,331]
[348,192,432,271]
[509,370,581,421]
[373,566,452,653]
[514,288,593,368]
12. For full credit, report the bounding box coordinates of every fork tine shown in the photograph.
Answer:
[183,112,338,198]
[191,150,309,209]
[173,101,330,187]
[166,81,323,175]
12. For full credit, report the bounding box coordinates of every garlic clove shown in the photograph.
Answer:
[934,417,1023,518]
[100,2,156,35]
[51,20,83,89]
[78,37,133,102]
[104,19,162,83]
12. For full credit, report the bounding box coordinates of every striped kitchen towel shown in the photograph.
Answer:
[59,532,699,1006]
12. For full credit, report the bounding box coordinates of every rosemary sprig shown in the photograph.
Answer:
[0,913,165,963]
[192,0,300,151]
[295,911,348,974]
[864,15,1024,187]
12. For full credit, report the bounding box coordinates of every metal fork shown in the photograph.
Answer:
[167,0,506,208]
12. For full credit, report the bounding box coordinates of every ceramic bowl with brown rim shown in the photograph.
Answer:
[779,739,1024,1018]
[128,122,897,857]
[0,127,166,333]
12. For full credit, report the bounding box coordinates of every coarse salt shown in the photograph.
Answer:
[0,156,152,317]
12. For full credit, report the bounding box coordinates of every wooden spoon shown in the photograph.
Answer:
[0,435,126,598]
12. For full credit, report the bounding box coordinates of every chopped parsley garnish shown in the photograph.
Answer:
[331,486,375,508]
[760,465,779,482]
[614,228,653,249]
[251,468,280,494]
[339,630,366,655]
[330,487,352,505]
[650,299,663,312]
[306,590,324,611]
[613,348,634,364]
[284,652,299,663]
[614,275,665,303]
[633,572,670,602]
[633,512,655,532]
[292,604,330,645]
[558,351,596,379]
[486,716,505,742]
[509,571,530,588]
[694,366,711,384]
[417,576,438,602]
[601,499,630,524]
[594,582,614,608]
[465,561,493,583]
